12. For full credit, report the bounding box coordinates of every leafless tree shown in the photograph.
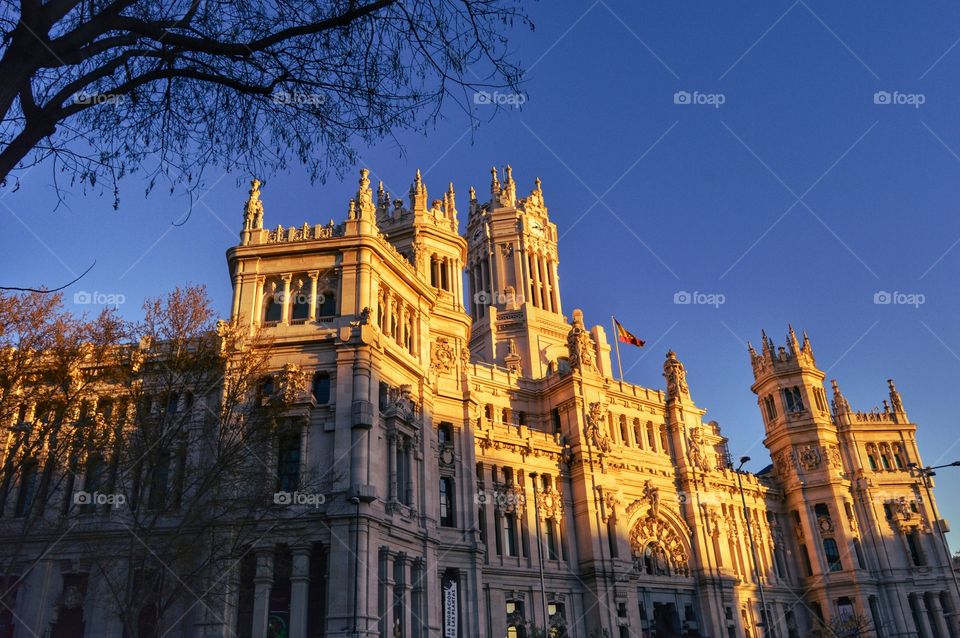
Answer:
[0,0,529,205]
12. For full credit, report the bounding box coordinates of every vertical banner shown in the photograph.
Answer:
[442,570,459,638]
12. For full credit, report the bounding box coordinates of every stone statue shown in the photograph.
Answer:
[244,178,264,230]
[643,480,660,519]
[687,426,710,471]
[662,351,689,399]
[585,401,611,453]
[566,309,595,373]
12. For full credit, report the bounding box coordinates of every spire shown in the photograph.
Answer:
[490,166,500,198]
[502,164,516,207]
[831,379,850,415]
[761,330,772,357]
[787,324,800,355]
[888,379,905,413]
[747,341,757,358]
[443,181,458,227]
[377,180,390,215]
[410,168,427,213]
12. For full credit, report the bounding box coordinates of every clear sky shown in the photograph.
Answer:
[3,0,960,550]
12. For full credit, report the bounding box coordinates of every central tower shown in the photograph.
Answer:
[465,166,568,377]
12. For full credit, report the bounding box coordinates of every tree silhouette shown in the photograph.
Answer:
[0,0,528,203]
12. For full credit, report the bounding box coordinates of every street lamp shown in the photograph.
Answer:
[736,455,769,638]
[908,461,960,627]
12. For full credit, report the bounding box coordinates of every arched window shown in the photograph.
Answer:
[263,293,282,323]
[646,422,656,452]
[317,290,337,317]
[633,419,643,450]
[659,424,669,453]
[619,415,629,446]
[290,281,309,321]
[258,376,275,403]
[822,538,842,572]
[312,372,330,404]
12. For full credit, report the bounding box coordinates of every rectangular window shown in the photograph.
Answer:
[277,434,301,493]
[503,513,518,557]
[823,538,843,572]
[906,529,925,566]
[14,461,38,517]
[545,519,558,560]
[551,408,561,434]
[439,477,455,527]
[148,451,171,510]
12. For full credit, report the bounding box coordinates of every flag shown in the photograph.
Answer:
[614,318,645,347]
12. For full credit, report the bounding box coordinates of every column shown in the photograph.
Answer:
[550,260,562,314]
[928,593,950,638]
[280,274,292,324]
[913,594,935,638]
[231,273,242,321]
[251,548,274,638]
[289,545,311,638]
[405,440,414,506]
[252,277,265,328]
[308,271,319,321]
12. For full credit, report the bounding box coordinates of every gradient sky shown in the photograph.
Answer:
[4,0,960,549]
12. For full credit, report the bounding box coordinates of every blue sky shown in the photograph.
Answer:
[3,0,960,550]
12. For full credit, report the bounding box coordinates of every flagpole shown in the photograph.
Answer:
[611,315,624,383]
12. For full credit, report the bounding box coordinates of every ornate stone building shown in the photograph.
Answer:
[1,167,957,638]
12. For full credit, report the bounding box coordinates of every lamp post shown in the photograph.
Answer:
[909,461,960,628]
[736,456,769,638]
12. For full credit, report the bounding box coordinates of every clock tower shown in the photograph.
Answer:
[465,166,569,377]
